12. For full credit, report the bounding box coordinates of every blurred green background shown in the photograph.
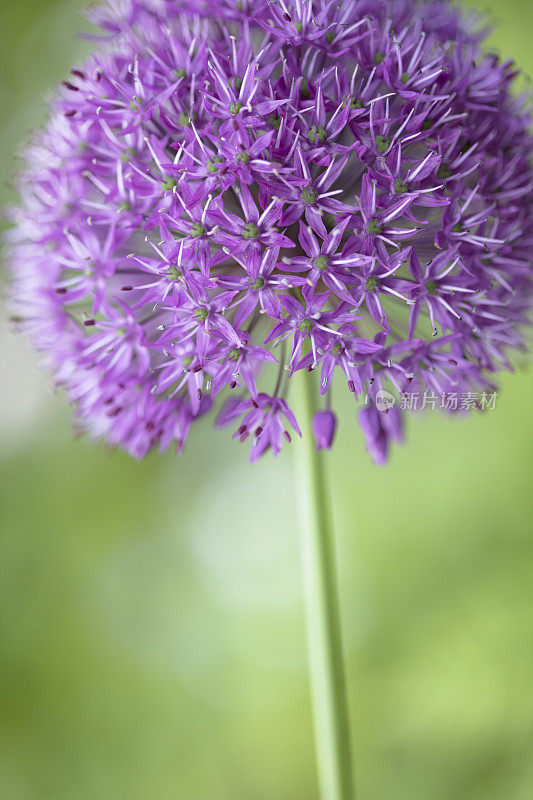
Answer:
[1,2,533,798]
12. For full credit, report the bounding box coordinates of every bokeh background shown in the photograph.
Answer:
[1,2,533,798]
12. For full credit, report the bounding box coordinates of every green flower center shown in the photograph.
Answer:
[167,266,181,281]
[350,97,364,109]
[308,125,328,144]
[243,223,260,240]
[117,201,131,212]
[174,68,186,79]
[206,156,223,173]
[394,178,409,194]
[294,20,303,31]
[161,177,177,192]
[314,256,328,271]
[400,72,410,84]
[298,318,313,333]
[365,276,380,291]
[268,113,281,130]
[451,222,463,233]
[193,307,208,322]
[121,148,136,162]
[367,219,383,235]
[179,112,191,127]
[376,135,391,154]
[374,51,385,64]
[325,30,336,43]
[230,101,243,115]
[251,277,265,290]
[236,151,250,164]
[301,187,318,205]
[426,281,438,296]
[228,348,241,361]
[191,222,206,238]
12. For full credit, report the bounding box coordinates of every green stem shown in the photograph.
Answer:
[295,373,355,800]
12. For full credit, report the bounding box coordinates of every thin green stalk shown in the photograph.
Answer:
[295,372,355,800]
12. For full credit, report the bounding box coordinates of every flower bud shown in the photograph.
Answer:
[312,409,337,451]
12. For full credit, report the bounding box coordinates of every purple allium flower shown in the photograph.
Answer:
[312,408,337,450]
[5,0,533,463]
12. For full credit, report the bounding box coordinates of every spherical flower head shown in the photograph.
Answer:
[5,0,533,463]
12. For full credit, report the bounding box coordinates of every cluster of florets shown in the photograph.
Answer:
[6,0,533,462]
